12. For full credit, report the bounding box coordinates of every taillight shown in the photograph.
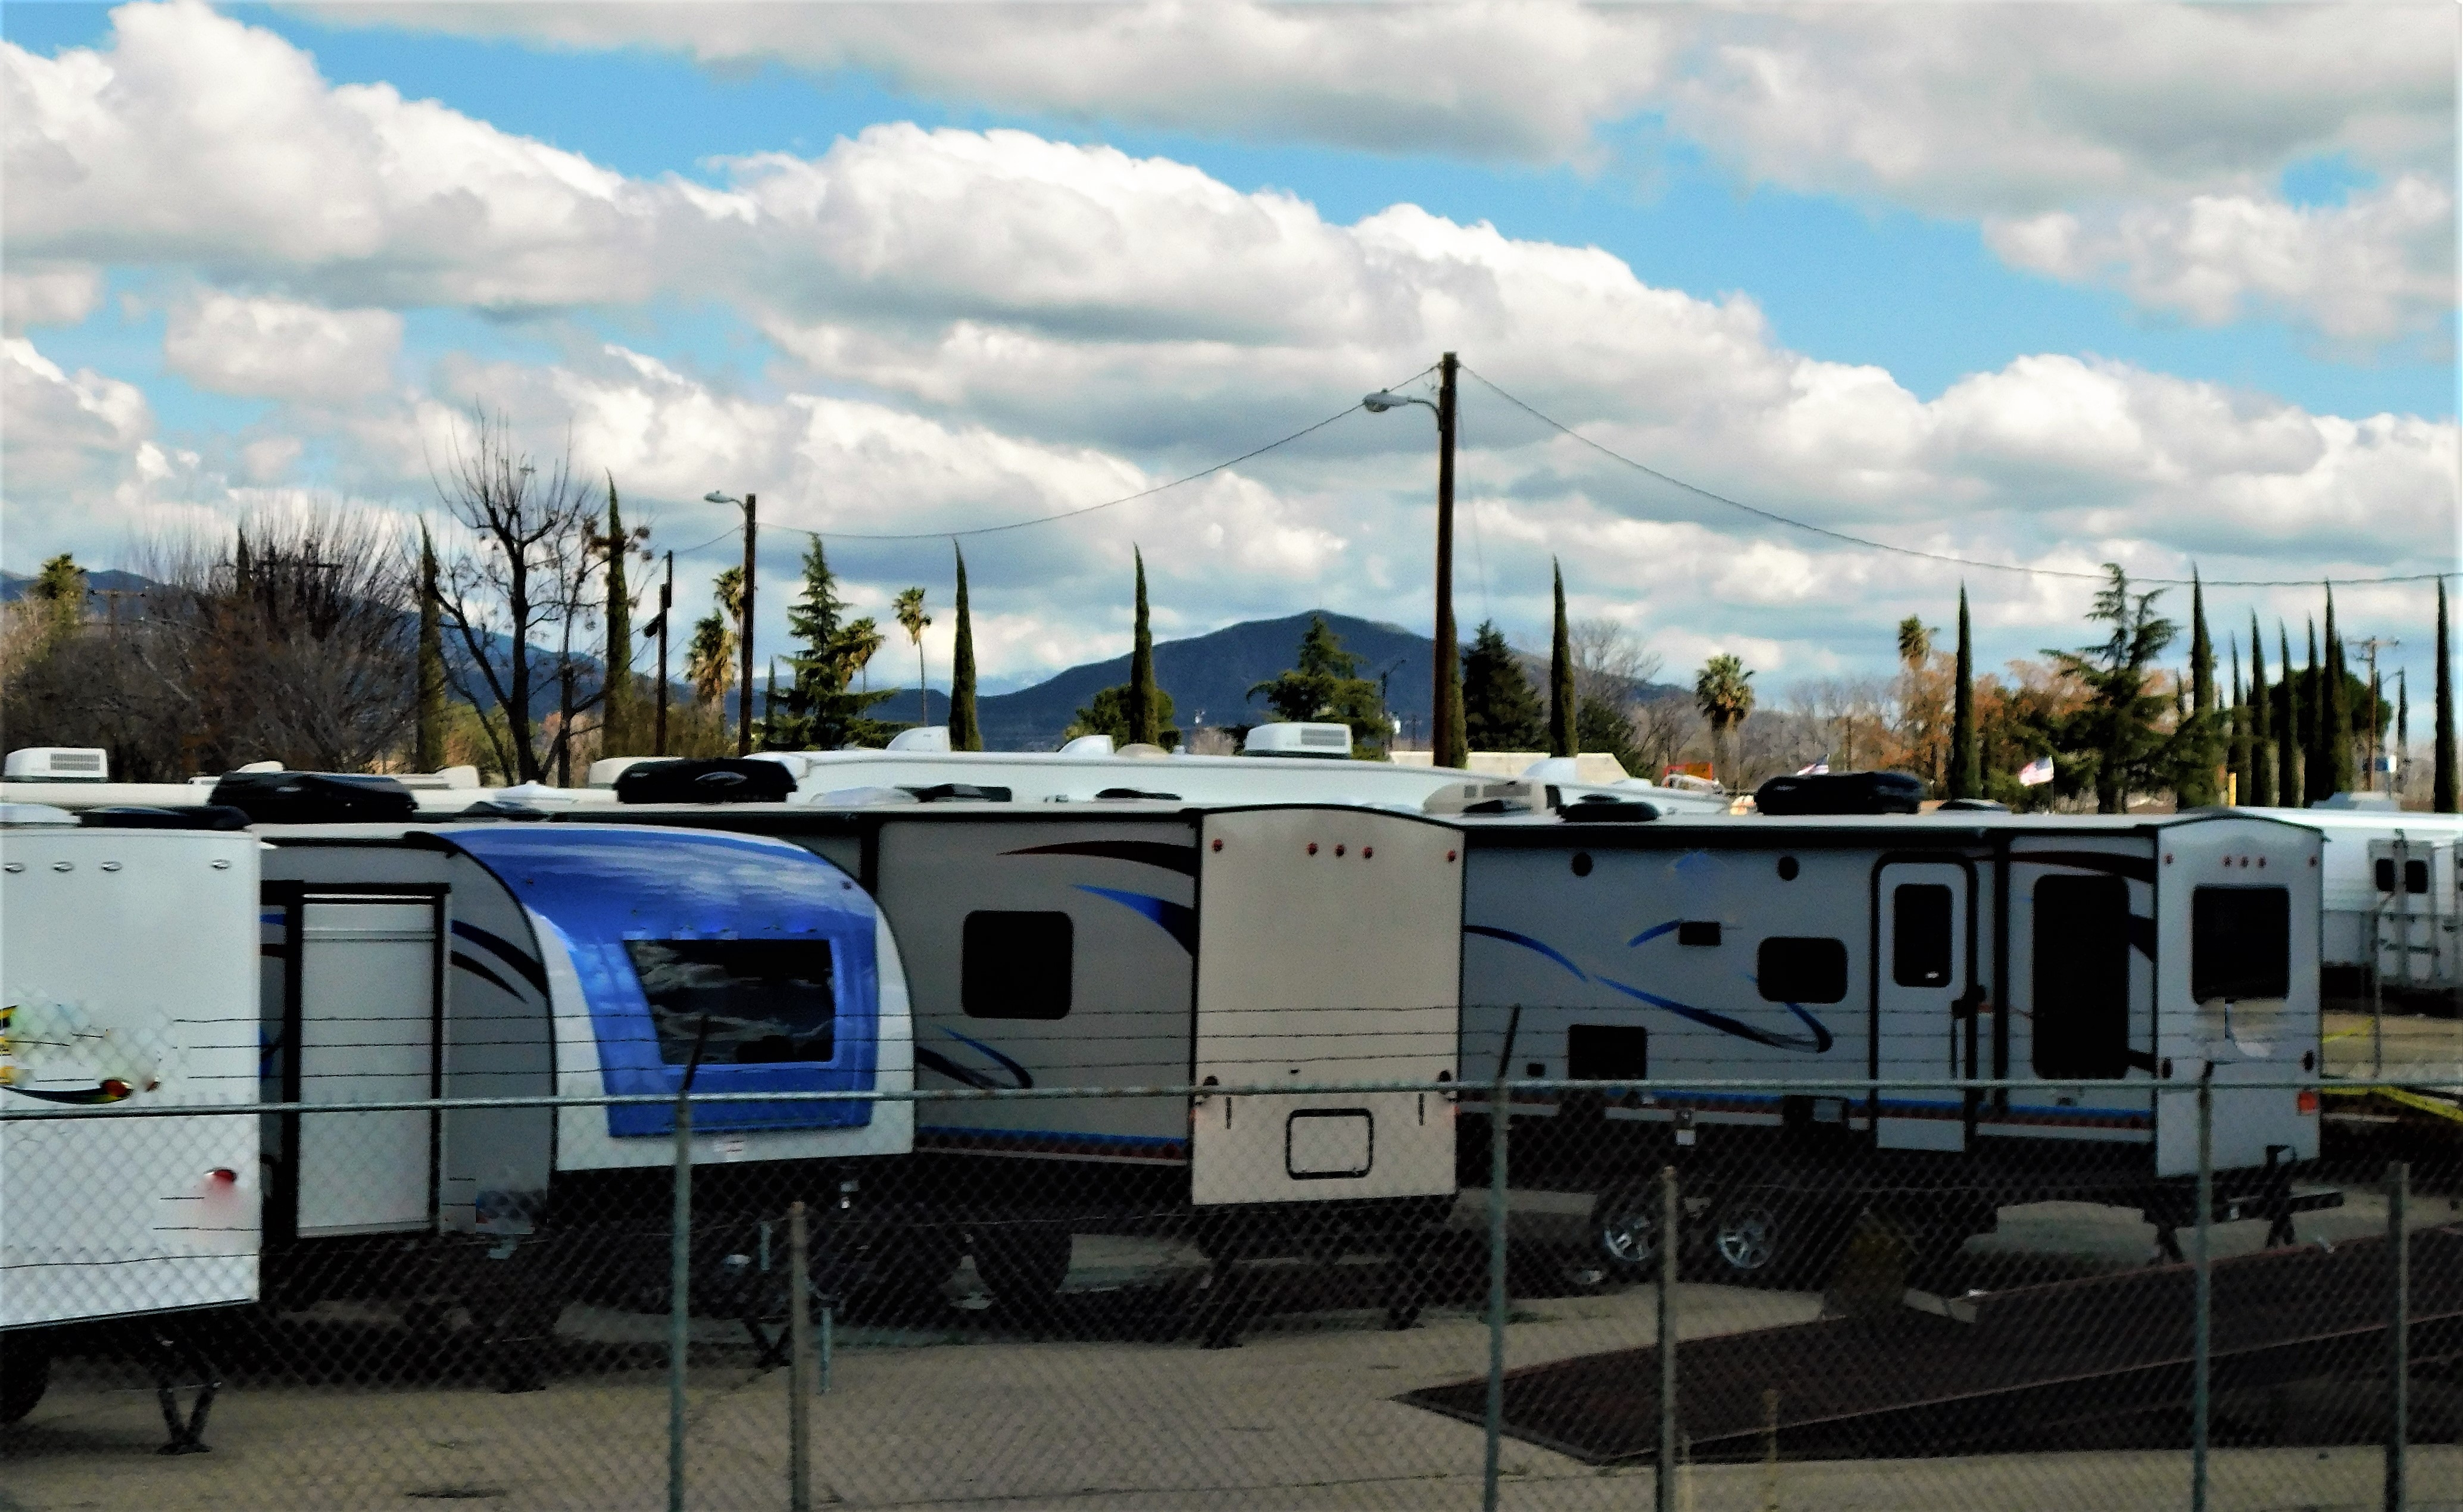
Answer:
[2297,1090,2319,1115]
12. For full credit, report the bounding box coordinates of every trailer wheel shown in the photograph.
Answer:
[972,1224,1073,1314]
[1697,1188,1853,1290]
[1588,1182,1666,1281]
[0,1339,50,1424]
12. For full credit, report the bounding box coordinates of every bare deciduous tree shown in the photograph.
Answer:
[430,407,604,783]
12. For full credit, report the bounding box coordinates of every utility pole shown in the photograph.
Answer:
[655,552,673,756]
[1434,352,1465,770]
[738,493,757,757]
[2360,636,2400,794]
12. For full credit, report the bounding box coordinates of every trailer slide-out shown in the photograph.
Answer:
[570,797,1466,1314]
[1456,807,2335,1286]
[1,806,261,1430]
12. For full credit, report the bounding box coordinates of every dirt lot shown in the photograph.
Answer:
[8,1209,2459,1512]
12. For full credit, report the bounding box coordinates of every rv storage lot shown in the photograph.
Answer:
[6,1198,2457,1512]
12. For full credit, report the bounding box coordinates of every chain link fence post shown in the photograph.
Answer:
[2193,1074,2213,1512]
[1656,1163,1678,1512]
[1482,1068,1509,1512]
[2386,1158,2410,1512]
[789,1199,814,1512]
[667,1093,693,1512]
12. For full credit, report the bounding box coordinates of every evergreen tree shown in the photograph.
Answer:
[29,552,85,643]
[1575,695,1644,776]
[1248,614,1387,754]
[1547,561,1577,757]
[1128,548,1161,747]
[948,545,981,751]
[2397,670,2409,790]
[416,524,447,770]
[2305,619,2325,803]
[1068,684,1179,749]
[1950,585,1980,798]
[2173,570,2221,807]
[2439,580,2456,813]
[767,538,897,749]
[2227,637,2250,805]
[2278,624,2304,808]
[1460,620,1545,751]
[2044,564,2176,814]
[2324,587,2356,795]
[2247,614,2274,808]
[599,477,636,755]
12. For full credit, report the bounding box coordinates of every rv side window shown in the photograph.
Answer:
[2191,886,2290,1002]
[1892,884,1954,988]
[2031,876,2130,1079]
[962,911,1073,1020]
[2375,858,2398,892]
[1566,1024,1648,1082]
[625,939,836,1065]
[1757,938,1849,1004]
[2407,860,2431,895]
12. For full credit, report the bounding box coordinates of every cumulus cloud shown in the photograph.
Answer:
[164,291,403,400]
[1986,175,2455,343]
[1,263,103,333]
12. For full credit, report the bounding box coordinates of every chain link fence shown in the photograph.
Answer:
[5,1076,2458,1510]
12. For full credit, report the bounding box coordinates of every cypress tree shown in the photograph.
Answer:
[2305,618,2325,803]
[600,477,635,755]
[948,545,981,751]
[2177,570,2218,806]
[1127,546,1160,747]
[1547,560,1576,757]
[2278,624,2305,808]
[2227,636,2250,805]
[2325,586,2356,795]
[2440,580,2458,813]
[1951,585,1979,798]
[2247,615,2274,808]
[416,523,447,770]
[2397,670,2409,793]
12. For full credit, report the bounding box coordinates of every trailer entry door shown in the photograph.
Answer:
[1872,862,1971,1152]
[295,896,440,1236]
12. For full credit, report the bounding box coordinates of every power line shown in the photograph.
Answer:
[1464,365,2459,590]
[667,373,1434,554]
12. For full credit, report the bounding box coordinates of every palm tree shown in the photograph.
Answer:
[894,586,932,726]
[685,612,733,713]
[1694,652,1756,789]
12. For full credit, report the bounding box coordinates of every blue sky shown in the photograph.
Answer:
[4,1,2455,701]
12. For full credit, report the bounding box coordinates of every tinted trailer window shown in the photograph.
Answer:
[2191,886,2291,1002]
[2031,875,2131,1079]
[627,939,836,1064]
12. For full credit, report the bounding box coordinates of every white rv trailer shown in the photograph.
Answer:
[567,796,1466,1313]
[248,822,913,1322]
[1,807,261,1427]
[2245,807,2463,1000]
[1453,805,2331,1285]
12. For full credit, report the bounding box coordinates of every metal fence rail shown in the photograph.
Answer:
[4,1075,2456,1510]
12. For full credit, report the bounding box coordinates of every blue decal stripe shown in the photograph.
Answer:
[1593,973,1835,1054]
[1076,885,1198,953]
[931,1026,1035,1091]
[1463,924,1588,982]
[1626,920,1680,948]
[450,919,549,996]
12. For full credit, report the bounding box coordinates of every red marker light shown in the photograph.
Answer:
[2296,1091,2319,1115]
[207,1168,238,1185]
[100,1079,131,1101]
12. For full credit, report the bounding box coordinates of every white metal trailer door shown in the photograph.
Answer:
[296,898,438,1236]
[1873,861,1971,1152]
[1190,810,1461,1207]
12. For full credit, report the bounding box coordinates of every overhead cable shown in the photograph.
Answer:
[1464,365,2456,589]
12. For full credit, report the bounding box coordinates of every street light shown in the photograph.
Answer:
[1362,353,1466,769]
[706,489,757,757]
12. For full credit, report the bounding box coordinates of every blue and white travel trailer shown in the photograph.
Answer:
[569,796,1466,1316]
[1,805,261,1429]
[249,823,912,1316]
[1453,805,2332,1286]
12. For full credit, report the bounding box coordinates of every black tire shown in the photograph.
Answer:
[1588,1181,1666,1283]
[1695,1188,1856,1290]
[972,1224,1073,1313]
[0,1338,50,1424]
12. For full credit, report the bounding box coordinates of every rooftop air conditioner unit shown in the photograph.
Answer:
[887,726,952,753]
[4,748,108,782]
[1243,723,1353,758]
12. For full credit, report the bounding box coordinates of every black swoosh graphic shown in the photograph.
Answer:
[1003,840,1201,877]
[451,920,549,995]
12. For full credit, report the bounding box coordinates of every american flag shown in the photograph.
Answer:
[2018,755,2055,786]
